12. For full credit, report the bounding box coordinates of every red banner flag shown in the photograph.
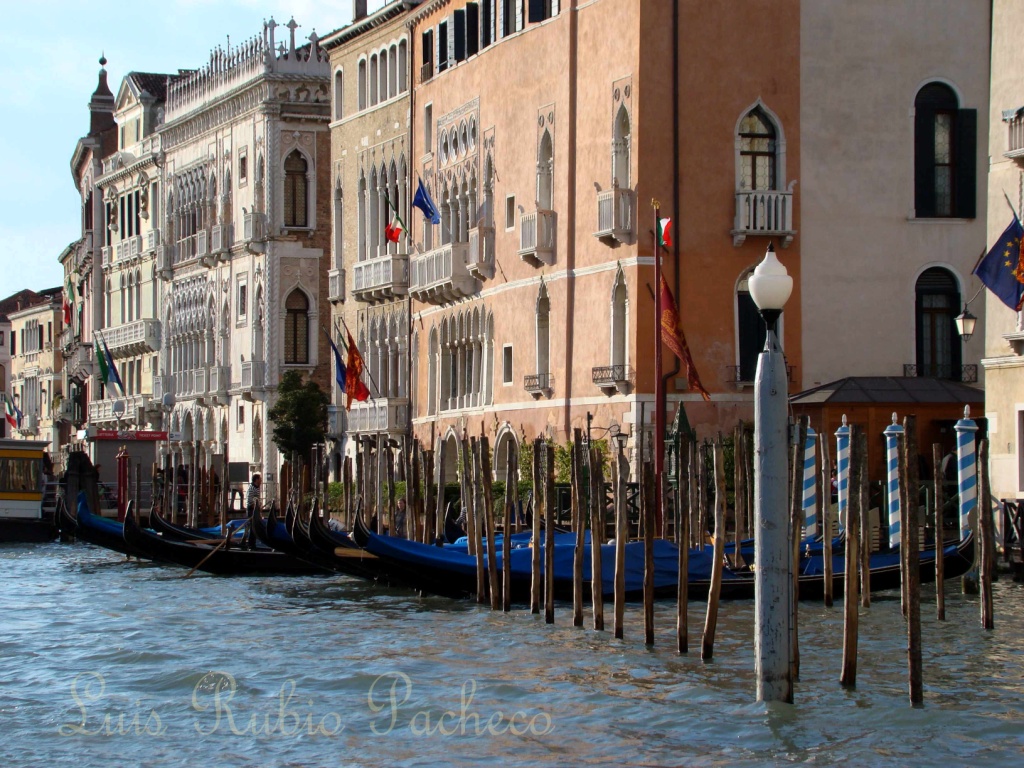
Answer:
[345,332,371,410]
[660,275,711,402]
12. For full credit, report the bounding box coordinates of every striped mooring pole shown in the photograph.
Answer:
[883,413,904,550]
[954,405,978,542]
[802,426,818,540]
[835,415,851,533]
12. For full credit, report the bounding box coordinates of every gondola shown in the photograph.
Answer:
[352,514,976,602]
[148,508,248,543]
[59,492,151,559]
[251,502,356,575]
[302,502,395,582]
[122,504,330,576]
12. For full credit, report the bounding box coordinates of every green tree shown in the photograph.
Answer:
[267,370,329,483]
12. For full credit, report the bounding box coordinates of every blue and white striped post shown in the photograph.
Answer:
[835,416,851,533]
[883,414,904,550]
[802,427,818,540]
[954,406,978,542]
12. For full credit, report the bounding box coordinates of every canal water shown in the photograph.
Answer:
[2,541,1022,767]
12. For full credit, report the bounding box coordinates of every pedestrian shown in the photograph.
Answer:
[394,498,407,538]
[246,474,262,516]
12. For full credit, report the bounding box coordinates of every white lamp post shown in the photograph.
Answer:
[748,243,794,704]
[955,307,977,342]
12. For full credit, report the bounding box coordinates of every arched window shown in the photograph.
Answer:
[357,59,367,110]
[119,275,126,324]
[283,151,309,228]
[284,289,309,364]
[914,83,976,219]
[428,327,438,416]
[610,270,627,369]
[134,268,142,320]
[333,69,344,120]
[612,105,631,189]
[398,40,408,93]
[536,283,550,379]
[915,268,961,379]
[370,54,378,106]
[736,270,766,383]
[357,171,367,262]
[738,107,776,191]
[333,186,343,271]
[537,130,553,210]
[388,45,398,99]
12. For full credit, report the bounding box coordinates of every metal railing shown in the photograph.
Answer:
[903,364,978,383]
[524,373,553,394]
[592,364,630,386]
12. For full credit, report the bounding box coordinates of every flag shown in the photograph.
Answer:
[384,214,406,243]
[95,335,124,395]
[63,276,73,327]
[327,332,346,394]
[974,216,1024,311]
[660,275,711,402]
[658,217,673,248]
[412,178,441,224]
[3,395,18,429]
[345,332,371,410]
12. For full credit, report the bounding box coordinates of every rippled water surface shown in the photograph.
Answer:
[2,541,1022,767]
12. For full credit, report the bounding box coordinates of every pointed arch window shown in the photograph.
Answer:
[284,289,310,364]
[333,69,344,120]
[537,130,553,210]
[284,151,309,228]
[738,108,776,191]
[736,270,766,383]
[536,283,550,379]
[612,106,630,189]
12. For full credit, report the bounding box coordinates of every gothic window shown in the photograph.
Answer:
[610,270,627,369]
[914,83,976,219]
[428,328,439,416]
[134,268,142,320]
[398,40,408,93]
[284,289,310,365]
[537,130,553,210]
[738,107,777,191]
[612,105,630,189]
[333,186,344,271]
[536,283,550,377]
[370,54,379,106]
[283,151,309,228]
[333,69,344,120]
[736,270,765,383]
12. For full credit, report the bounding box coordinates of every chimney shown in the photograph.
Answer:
[354,1,368,21]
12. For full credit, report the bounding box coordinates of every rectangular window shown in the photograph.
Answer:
[424,103,433,154]
[438,21,449,72]
[481,0,492,48]
[47,322,52,343]
[238,403,245,428]
[505,195,516,230]
[454,9,467,62]
[237,276,248,322]
[502,345,513,385]
[239,149,248,185]
[466,3,480,57]
[0,331,4,346]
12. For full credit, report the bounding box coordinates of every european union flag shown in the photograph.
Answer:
[974,216,1024,311]
[412,178,441,225]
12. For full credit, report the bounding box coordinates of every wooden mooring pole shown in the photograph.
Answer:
[978,439,994,630]
[677,436,690,654]
[571,429,585,628]
[544,440,556,625]
[701,439,726,661]
[480,436,500,611]
[531,438,542,615]
[819,431,834,607]
[903,416,923,705]
[932,443,946,621]
[613,440,627,640]
[840,424,862,688]
[589,444,606,631]
[503,443,515,613]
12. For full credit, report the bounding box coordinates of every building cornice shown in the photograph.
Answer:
[321,1,420,50]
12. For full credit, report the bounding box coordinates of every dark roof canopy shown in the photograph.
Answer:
[790,376,983,405]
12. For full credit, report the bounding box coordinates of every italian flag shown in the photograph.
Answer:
[384,214,406,243]
[658,217,673,248]
[4,396,18,429]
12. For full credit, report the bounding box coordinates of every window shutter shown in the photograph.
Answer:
[955,108,977,219]
[516,0,523,31]
[454,9,467,61]
[466,3,480,57]
[481,0,492,48]
[528,0,545,23]
[913,107,936,218]
[422,29,433,65]
[436,23,445,71]
[447,16,457,65]
[552,0,559,15]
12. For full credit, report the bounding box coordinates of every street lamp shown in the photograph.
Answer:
[955,306,977,342]
[748,242,794,704]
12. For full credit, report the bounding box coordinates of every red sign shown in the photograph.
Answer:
[93,430,168,441]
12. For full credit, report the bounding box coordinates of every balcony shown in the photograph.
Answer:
[353,253,408,303]
[732,184,796,247]
[59,327,74,353]
[327,404,347,438]
[518,209,556,266]
[594,187,634,244]
[114,234,143,262]
[196,229,209,259]
[88,394,151,425]
[208,366,230,399]
[524,372,553,396]
[156,245,172,279]
[328,268,345,303]
[467,225,495,280]
[1005,107,1024,159]
[104,318,161,357]
[101,246,112,268]
[348,397,409,435]
[145,229,161,254]
[152,374,173,403]
[243,212,266,252]
[193,367,208,399]
[210,224,233,257]
[409,242,476,304]
[420,61,433,83]
[592,364,632,393]
[903,364,978,384]
[241,360,266,399]
[68,343,94,379]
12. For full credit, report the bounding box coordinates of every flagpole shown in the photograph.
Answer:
[653,200,665,538]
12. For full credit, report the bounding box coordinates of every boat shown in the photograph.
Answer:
[352,514,976,602]
[59,491,150,559]
[148,508,248,543]
[301,501,396,582]
[249,502,357,575]
[122,504,330,576]
[0,438,57,543]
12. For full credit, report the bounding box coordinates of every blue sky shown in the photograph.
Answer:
[0,0,383,296]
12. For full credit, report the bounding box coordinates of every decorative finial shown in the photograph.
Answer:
[841,414,848,427]
[99,52,107,67]
[964,405,970,419]
[767,241,775,253]
[891,412,898,425]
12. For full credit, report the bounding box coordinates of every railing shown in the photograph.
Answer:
[241,360,266,392]
[77,231,94,270]
[103,318,161,356]
[208,366,230,397]
[145,229,161,253]
[1006,109,1024,158]
[152,374,173,403]
[348,398,410,434]
[592,364,631,387]
[114,234,143,262]
[88,394,151,424]
[732,187,795,247]
[420,61,433,83]
[524,373,553,394]
[595,188,634,243]
[903,364,978,384]
[69,344,93,377]
[327,405,347,438]
[467,225,495,280]
[243,212,265,245]
[726,364,795,386]
[518,209,556,266]
[196,229,209,259]
[328,268,345,303]
[101,246,112,268]
[211,224,233,254]
[409,242,476,305]
[59,327,73,352]
[193,367,207,398]
[352,253,408,302]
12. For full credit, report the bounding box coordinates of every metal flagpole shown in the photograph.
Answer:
[653,200,665,537]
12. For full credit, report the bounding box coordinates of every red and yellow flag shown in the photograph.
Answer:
[345,332,371,410]
[660,275,711,402]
